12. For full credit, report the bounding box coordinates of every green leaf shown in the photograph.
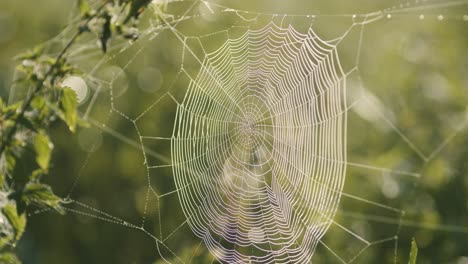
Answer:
[22,183,64,214]
[3,102,22,119]
[15,46,43,61]
[30,169,45,181]
[34,132,53,171]
[408,237,418,264]
[4,151,16,175]
[0,236,10,250]
[59,87,78,132]
[31,96,46,110]
[2,203,27,243]
[31,96,49,121]
[78,0,91,18]
[0,252,21,264]
[0,174,5,188]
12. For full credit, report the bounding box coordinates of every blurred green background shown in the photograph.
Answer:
[1,0,467,263]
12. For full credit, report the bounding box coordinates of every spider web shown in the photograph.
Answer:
[9,0,468,263]
[169,21,348,263]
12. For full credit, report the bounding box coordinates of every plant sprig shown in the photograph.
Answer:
[0,0,153,262]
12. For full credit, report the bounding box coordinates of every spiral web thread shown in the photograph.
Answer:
[13,0,468,263]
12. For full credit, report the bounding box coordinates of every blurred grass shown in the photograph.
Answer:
[1,0,467,263]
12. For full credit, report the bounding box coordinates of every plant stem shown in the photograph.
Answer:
[0,3,107,154]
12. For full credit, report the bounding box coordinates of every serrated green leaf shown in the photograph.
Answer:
[34,132,53,171]
[22,183,64,214]
[59,87,78,132]
[0,252,21,264]
[409,238,418,264]
[2,203,26,243]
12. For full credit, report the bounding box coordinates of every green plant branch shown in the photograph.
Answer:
[0,1,156,262]
[0,2,108,155]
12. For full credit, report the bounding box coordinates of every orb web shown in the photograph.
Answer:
[172,23,347,263]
